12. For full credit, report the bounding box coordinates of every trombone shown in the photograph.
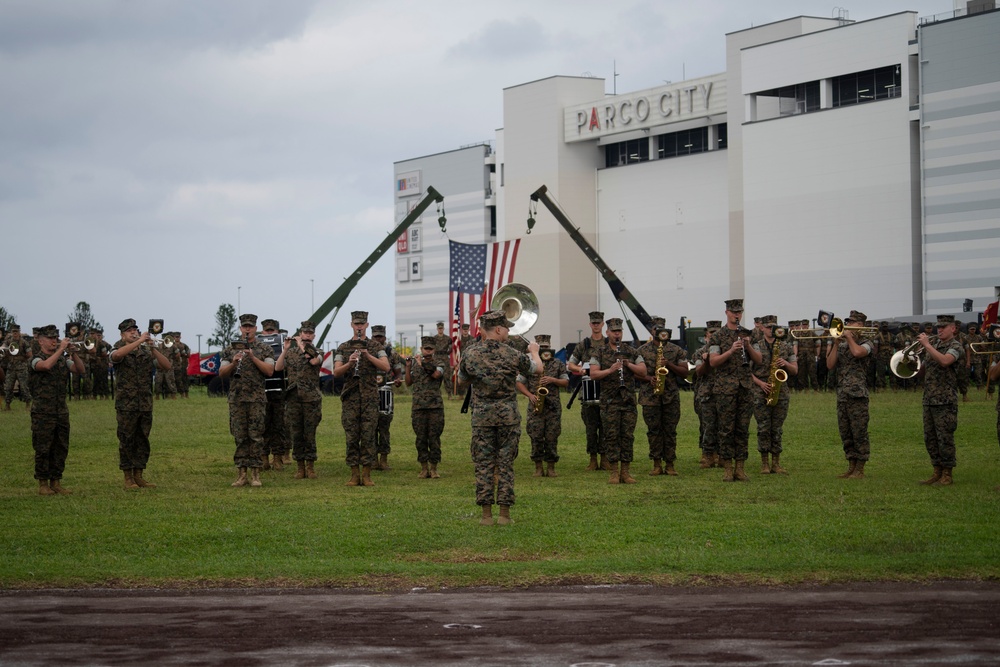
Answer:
[790,317,877,340]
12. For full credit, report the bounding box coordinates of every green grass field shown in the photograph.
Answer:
[1,386,998,589]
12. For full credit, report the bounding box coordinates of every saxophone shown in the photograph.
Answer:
[533,384,549,414]
[653,341,669,395]
[766,328,789,407]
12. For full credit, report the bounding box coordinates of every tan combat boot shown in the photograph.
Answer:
[49,480,72,495]
[608,462,620,484]
[231,467,248,487]
[260,455,270,471]
[620,462,637,484]
[133,469,156,488]
[837,460,857,479]
[734,460,750,482]
[760,452,771,475]
[429,463,440,479]
[479,505,493,526]
[497,505,513,525]
[533,461,544,477]
[711,453,721,468]
[294,461,306,479]
[920,466,942,485]
[722,459,735,482]
[361,466,375,487]
[935,468,953,486]
[586,453,598,471]
[123,469,139,490]
[770,454,788,475]
[847,460,866,479]
[379,453,391,471]
[600,455,612,471]
[250,468,262,487]
[699,452,710,468]
[546,461,557,477]
[306,461,317,479]
[38,479,56,496]
[649,459,662,476]
[418,462,430,479]
[346,466,361,486]
[664,462,678,476]
[271,454,283,471]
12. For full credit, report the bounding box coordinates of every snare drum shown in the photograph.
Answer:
[264,376,285,394]
[378,385,394,415]
[580,376,600,405]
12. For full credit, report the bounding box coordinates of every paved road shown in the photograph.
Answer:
[1,583,998,666]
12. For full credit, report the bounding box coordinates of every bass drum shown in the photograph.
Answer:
[378,385,394,415]
[580,376,601,405]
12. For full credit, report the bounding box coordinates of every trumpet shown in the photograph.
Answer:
[70,337,96,351]
[533,385,549,414]
[970,342,1000,355]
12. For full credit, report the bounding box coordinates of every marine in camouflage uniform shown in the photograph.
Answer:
[989,355,1000,448]
[708,299,762,482]
[751,316,798,474]
[873,323,894,391]
[89,330,112,399]
[567,311,608,471]
[171,332,192,398]
[433,321,454,396]
[275,321,324,480]
[406,336,446,478]
[693,321,721,468]
[795,319,820,392]
[372,325,403,471]
[333,311,390,487]
[257,320,289,470]
[916,315,964,486]
[589,317,646,484]
[110,318,172,489]
[458,309,540,526]
[3,325,32,410]
[219,314,275,488]
[28,325,85,495]
[517,334,569,477]
[637,325,688,476]
[826,309,878,479]
[460,324,474,353]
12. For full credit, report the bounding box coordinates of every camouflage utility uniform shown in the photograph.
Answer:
[831,336,877,466]
[283,343,323,464]
[752,337,796,458]
[708,327,755,463]
[29,351,73,483]
[637,339,685,469]
[521,354,568,467]
[409,356,445,466]
[111,339,157,472]
[569,337,607,461]
[221,340,275,468]
[922,336,964,471]
[3,334,32,407]
[335,338,387,468]
[590,342,641,466]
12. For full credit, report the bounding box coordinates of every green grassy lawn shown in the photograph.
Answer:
[1,386,998,588]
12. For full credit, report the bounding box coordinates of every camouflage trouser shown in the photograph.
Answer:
[285,398,322,462]
[752,392,789,455]
[91,364,110,398]
[4,364,30,404]
[70,372,89,399]
[642,398,680,463]
[412,408,444,463]
[264,397,288,457]
[697,395,719,456]
[376,411,393,455]
[31,411,70,481]
[996,409,999,449]
[117,409,153,470]
[229,401,267,468]
[174,368,189,395]
[471,423,520,506]
[956,365,970,397]
[527,403,561,463]
[715,388,753,461]
[341,391,377,467]
[836,396,870,462]
[923,403,957,468]
[601,401,637,464]
[797,353,817,390]
[153,367,176,397]
[581,403,603,455]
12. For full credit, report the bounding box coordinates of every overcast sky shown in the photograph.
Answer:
[0,0,952,351]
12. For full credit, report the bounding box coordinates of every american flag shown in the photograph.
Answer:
[449,239,521,340]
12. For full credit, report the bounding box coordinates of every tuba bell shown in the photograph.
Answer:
[490,282,539,339]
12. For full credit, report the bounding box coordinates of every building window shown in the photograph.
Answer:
[833,65,901,107]
[755,81,821,118]
[604,138,650,168]
[657,127,709,159]
[717,123,728,149]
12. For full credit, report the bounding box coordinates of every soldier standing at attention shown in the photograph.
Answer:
[28,325,85,495]
[172,331,192,398]
[110,318,172,489]
[916,314,964,486]
[795,319,820,392]
[275,321,324,480]
[517,334,569,478]
[826,309,877,479]
[458,309,541,526]
[568,311,608,471]
[751,316,798,475]
[219,314,275,488]
[637,325,689,476]
[405,336,446,479]
[460,323,474,352]
[89,328,112,400]
[589,317,646,484]
[432,321,453,396]
[3,324,32,411]
[709,299,762,482]
[333,311,390,487]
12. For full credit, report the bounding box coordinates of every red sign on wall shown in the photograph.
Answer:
[396,233,408,254]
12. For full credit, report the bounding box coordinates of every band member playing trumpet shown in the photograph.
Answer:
[219,314,275,488]
[916,314,964,486]
[110,318,172,489]
[517,334,569,478]
[568,311,608,471]
[405,336,445,479]
[589,317,646,484]
[827,309,877,479]
[333,311,390,487]
[275,321,323,480]
[709,299,762,482]
[751,316,798,474]
[3,324,32,411]
[637,324,688,476]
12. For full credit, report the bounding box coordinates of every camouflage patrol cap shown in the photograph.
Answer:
[922,321,933,329]
[725,299,744,313]
[260,319,279,331]
[534,334,551,348]
[371,325,386,336]
[421,336,436,348]
[480,309,513,330]
[9,323,19,333]
[93,327,104,334]
[436,321,445,328]
[761,315,777,326]
[350,311,368,324]
[968,322,978,331]
[38,324,59,338]
[300,320,316,332]
[936,314,956,325]
[655,326,672,339]
[846,310,867,323]
[588,311,604,323]
[651,316,666,328]
[118,318,138,332]
[239,313,258,326]
[461,323,470,331]
[606,318,623,332]
[753,316,761,323]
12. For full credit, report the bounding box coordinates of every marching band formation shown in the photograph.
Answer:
[3,297,999,524]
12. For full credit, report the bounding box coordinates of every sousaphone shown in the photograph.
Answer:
[490,283,538,339]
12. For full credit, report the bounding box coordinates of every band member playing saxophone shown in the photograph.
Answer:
[750,316,797,475]
[637,323,689,477]
[516,334,569,478]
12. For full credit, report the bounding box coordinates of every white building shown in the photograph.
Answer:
[394,2,1000,349]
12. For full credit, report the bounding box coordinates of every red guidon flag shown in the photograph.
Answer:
[983,300,999,329]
